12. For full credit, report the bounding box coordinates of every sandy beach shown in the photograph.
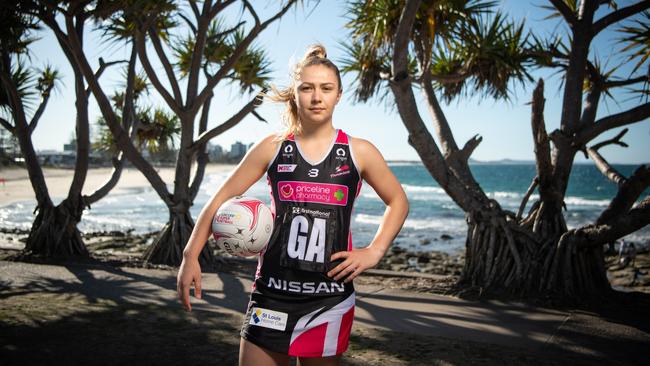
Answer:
[0,164,236,207]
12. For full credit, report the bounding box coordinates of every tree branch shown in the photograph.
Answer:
[548,0,578,26]
[190,91,262,150]
[58,13,172,206]
[148,25,184,106]
[579,87,601,128]
[517,177,538,220]
[242,0,261,27]
[192,0,297,113]
[457,134,482,162]
[592,0,650,35]
[134,31,181,116]
[577,102,650,144]
[210,0,237,19]
[604,75,649,89]
[421,73,459,155]
[85,59,127,98]
[591,128,629,151]
[186,0,212,104]
[177,12,197,34]
[0,117,14,134]
[531,79,554,200]
[587,129,628,186]
[579,194,650,248]
[84,154,126,205]
[189,0,200,19]
[597,165,650,225]
[392,0,419,84]
[27,86,53,135]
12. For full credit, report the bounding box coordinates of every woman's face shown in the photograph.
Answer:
[294,64,341,129]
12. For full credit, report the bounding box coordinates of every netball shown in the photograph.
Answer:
[211,196,274,257]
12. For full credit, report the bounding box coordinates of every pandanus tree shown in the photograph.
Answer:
[38,0,299,266]
[342,0,650,299]
[1,0,135,258]
[94,72,181,165]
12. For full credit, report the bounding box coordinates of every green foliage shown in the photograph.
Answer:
[94,72,178,155]
[439,12,532,102]
[0,1,40,56]
[36,65,60,99]
[341,0,530,104]
[618,11,650,75]
[173,17,272,93]
[95,0,177,40]
[0,62,35,113]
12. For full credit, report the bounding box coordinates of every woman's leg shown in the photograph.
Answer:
[239,338,290,366]
[297,355,341,366]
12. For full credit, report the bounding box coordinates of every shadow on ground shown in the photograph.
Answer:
[1,259,649,365]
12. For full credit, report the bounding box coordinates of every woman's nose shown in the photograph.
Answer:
[311,88,322,102]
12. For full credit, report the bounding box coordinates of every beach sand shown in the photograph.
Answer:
[0,164,236,206]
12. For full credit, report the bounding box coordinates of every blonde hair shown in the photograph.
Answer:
[266,43,342,140]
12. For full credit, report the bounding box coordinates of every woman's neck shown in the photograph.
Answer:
[297,122,335,141]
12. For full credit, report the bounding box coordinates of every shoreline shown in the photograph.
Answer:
[0,163,237,207]
[1,227,647,294]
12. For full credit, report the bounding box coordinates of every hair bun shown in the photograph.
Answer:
[304,43,327,61]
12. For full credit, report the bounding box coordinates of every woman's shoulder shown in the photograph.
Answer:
[347,135,385,172]
[348,135,380,156]
[245,132,284,162]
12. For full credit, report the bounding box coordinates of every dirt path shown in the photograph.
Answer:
[1,259,648,365]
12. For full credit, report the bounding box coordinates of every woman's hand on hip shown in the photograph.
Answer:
[327,246,384,283]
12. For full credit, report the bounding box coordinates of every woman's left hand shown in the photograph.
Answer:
[327,246,385,283]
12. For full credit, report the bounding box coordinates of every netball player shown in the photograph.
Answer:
[177,44,409,366]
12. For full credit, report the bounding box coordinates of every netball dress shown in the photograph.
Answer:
[240,129,363,357]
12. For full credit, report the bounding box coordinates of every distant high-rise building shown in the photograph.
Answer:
[229,141,247,159]
[209,143,224,161]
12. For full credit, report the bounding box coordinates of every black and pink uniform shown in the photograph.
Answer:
[241,129,362,357]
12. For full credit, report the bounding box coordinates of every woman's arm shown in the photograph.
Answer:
[177,134,279,311]
[327,137,409,283]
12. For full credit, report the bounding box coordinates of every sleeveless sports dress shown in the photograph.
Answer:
[240,129,362,358]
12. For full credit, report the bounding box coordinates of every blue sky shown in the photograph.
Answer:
[26,0,649,164]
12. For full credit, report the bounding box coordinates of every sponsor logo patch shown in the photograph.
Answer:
[278,181,348,206]
[282,144,294,158]
[277,164,297,173]
[249,307,288,331]
[330,164,351,178]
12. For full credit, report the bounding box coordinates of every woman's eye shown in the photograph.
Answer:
[300,86,312,91]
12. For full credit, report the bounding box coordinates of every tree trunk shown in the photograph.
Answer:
[459,202,610,298]
[142,208,213,267]
[24,198,89,258]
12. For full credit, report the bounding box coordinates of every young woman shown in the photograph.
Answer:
[177,44,409,366]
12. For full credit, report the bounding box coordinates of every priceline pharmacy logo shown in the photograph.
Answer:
[278,181,348,206]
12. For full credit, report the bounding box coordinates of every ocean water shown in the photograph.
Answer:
[1,163,649,254]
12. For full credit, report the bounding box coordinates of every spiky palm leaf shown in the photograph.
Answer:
[174,17,272,93]
[136,107,180,152]
[341,0,529,104]
[95,0,177,41]
[618,11,650,75]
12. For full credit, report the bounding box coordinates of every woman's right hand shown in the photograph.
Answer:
[177,256,202,312]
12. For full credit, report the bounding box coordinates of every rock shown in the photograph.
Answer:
[440,234,453,241]
[417,255,430,264]
[419,239,431,245]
